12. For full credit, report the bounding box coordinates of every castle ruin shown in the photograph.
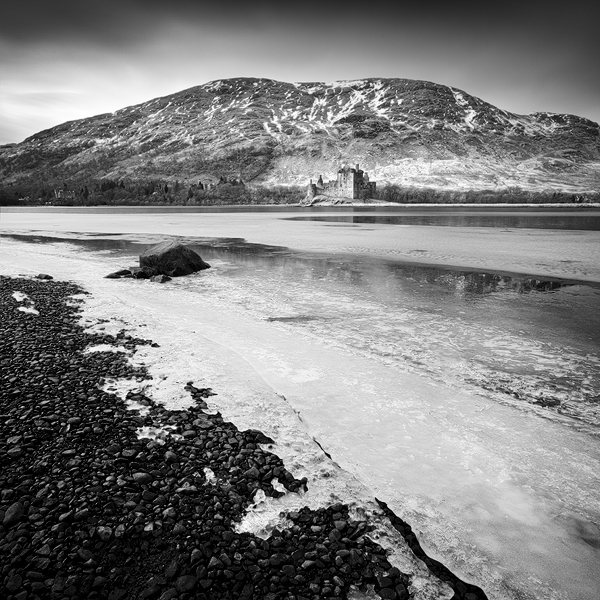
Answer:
[306,164,376,200]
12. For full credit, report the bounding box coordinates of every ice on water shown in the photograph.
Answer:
[1,219,600,600]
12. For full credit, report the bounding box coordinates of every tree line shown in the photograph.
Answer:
[376,185,598,205]
[0,179,306,206]
[1,179,597,206]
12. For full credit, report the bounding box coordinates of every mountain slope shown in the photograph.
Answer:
[1,77,599,193]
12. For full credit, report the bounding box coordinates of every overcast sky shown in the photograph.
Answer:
[1,0,599,145]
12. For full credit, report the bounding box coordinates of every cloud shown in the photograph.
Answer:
[4,1,595,45]
[0,92,85,141]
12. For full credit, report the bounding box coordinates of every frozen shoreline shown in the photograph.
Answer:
[3,274,459,600]
[1,214,600,600]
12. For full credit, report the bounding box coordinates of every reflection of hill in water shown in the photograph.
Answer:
[191,240,573,299]
[428,271,565,296]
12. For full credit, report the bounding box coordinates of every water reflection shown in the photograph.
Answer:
[185,242,576,303]
[201,245,572,298]
[286,213,600,230]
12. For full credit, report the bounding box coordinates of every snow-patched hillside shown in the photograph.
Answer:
[1,77,599,192]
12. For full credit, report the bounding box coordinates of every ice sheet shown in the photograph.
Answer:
[84,344,130,354]
[1,219,599,600]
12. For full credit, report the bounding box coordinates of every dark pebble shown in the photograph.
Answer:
[133,472,153,484]
[2,501,25,527]
[175,575,197,592]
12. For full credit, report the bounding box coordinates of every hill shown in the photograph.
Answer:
[1,77,599,199]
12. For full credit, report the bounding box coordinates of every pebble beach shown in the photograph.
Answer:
[0,275,486,600]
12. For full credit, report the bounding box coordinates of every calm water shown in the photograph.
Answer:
[8,231,600,432]
[286,212,600,230]
[4,204,600,230]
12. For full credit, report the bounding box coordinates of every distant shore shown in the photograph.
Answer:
[3,202,600,212]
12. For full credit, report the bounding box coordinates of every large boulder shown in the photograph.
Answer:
[139,241,210,277]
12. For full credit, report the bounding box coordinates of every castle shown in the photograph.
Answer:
[306,164,376,200]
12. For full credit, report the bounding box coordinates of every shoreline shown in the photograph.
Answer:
[2,221,600,600]
[3,202,600,212]
[0,274,480,600]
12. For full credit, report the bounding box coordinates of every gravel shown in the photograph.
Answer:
[1,275,488,600]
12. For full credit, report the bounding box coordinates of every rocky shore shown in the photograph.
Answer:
[0,275,486,600]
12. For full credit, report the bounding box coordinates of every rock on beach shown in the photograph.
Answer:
[139,241,210,277]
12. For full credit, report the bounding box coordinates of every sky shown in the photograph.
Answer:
[1,0,599,145]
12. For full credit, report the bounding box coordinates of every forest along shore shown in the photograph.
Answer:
[0,275,486,600]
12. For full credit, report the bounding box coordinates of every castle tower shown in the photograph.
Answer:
[308,164,375,201]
